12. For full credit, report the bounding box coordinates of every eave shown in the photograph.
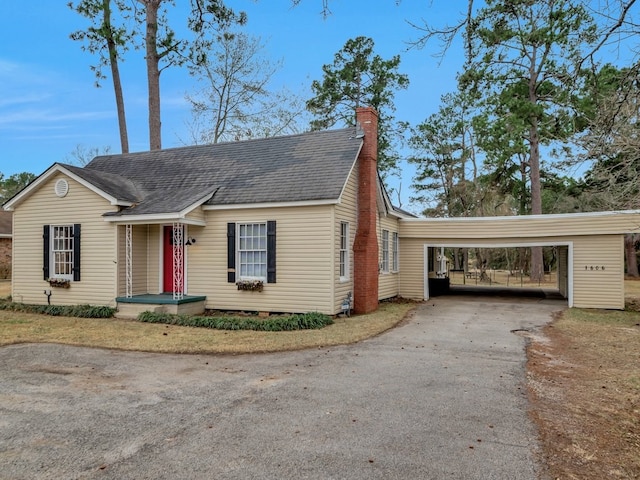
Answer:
[103,190,215,225]
[202,198,339,211]
[3,163,133,211]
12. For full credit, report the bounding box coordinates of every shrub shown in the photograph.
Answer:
[0,300,115,318]
[137,311,333,331]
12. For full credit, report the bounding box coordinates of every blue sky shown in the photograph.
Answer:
[0,1,466,210]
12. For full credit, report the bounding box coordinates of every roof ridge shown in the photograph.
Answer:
[90,126,357,162]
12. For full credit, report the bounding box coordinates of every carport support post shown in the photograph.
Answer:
[353,107,379,314]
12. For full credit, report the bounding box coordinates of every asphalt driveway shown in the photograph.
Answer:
[0,295,563,479]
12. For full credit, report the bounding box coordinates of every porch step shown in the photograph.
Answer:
[115,294,206,319]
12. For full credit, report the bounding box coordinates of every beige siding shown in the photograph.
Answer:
[187,205,335,314]
[185,206,205,224]
[131,225,148,294]
[558,245,568,298]
[333,164,358,312]
[116,225,150,297]
[400,211,640,239]
[378,214,400,300]
[571,235,624,309]
[12,174,118,306]
[398,233,626,309]
[398,238,426,300]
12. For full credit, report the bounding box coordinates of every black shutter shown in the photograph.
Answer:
[267,220,276,283]
[227,222,236,283]
[73,224,81,281]
[43,225,50,280]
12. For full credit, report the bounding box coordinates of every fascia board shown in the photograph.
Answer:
[3,163,132,210]
[202,199,338,210]
[104,214,206,226]
[336,145,362,205]
[400,209,640,222]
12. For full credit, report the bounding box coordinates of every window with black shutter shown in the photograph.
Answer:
[43,224,81,281]
[228,221,276,283]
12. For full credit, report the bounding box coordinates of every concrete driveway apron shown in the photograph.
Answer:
[0,295,562,479]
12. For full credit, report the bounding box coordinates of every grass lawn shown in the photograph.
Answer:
[0,299,416,354]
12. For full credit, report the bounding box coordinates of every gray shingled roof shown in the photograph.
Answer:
[85,127,362,217]
[62,163,143,204]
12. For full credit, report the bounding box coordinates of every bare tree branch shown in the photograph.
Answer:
[581,0,638,69]
[406,0,475,62]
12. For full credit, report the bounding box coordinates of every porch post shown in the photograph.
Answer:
[125,224,133,298]
[172,222,184,300]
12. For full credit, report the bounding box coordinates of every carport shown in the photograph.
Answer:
[397,211,640,309]
[421,241,570,303]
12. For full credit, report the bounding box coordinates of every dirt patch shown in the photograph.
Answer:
[526,309,640,479]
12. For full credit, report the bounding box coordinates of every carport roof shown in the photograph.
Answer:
[399,210,640,239]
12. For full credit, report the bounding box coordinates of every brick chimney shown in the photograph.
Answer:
[353,107,379,314]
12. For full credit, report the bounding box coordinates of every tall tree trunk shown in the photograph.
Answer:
[143,0,162,150]
[103,0,129,153]
[625,234,639,277]
[528,55,544,283]
[529,147,544,282]
[463,248,469,275]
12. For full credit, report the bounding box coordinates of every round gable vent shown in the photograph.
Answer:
[55,179,69,198]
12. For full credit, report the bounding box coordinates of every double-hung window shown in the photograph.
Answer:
[43,224,81,281]
[339,222,349,281]
[227,221,276,284]
[52,226,74,279]
[381,229,389,273]
[238,223,267,280]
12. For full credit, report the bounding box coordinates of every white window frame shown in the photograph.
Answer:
[237,222,267,281]
[381,229,389,273]
[51,225,74,280]
[339,221,349,281]
[392,231,399,272]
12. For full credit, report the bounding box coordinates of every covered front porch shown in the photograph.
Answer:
[115,293,207,319]
[113,218,206,317]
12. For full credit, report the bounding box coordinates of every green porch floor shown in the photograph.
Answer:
[115,294,207,305]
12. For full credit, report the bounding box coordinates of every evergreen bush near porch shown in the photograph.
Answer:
[0,300,115,318]
[137,311,333,331]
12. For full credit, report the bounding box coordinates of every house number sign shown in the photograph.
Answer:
[585,265,606,271]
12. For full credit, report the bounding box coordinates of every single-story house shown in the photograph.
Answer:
[4,108,410,316]
[0,210,11,279]
[4,106,640,315]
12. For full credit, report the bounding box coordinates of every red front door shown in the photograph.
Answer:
[163,226,184,293]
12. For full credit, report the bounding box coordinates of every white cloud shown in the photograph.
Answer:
[0,58,114,140]
[0,94,51,109]
[0,108,112,126]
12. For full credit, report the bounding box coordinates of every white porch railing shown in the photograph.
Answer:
[125,224,132,298]
[172,222,184,300]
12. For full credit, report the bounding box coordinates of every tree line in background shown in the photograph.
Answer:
[407,0,640,279]
[3,0,640,278]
